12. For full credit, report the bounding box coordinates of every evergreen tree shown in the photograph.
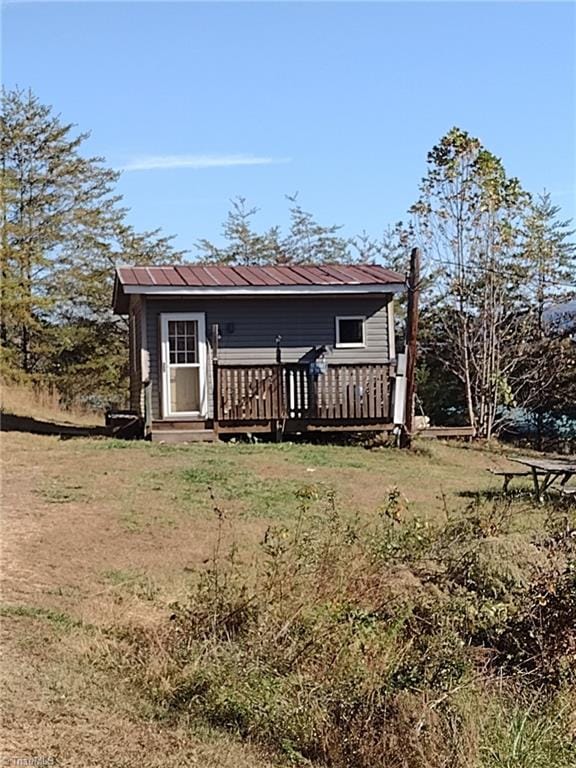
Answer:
[196,194,367,266]
[521,191,575,327]
[281,194,350,264]
[350,222,413,275]
[196,197,284,265]
[1,88,120,372]
[512,192,576,445]
[50,223,183,405]
[0,87,183,402]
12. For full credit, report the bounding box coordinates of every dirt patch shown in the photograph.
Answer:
[1,434,267,614]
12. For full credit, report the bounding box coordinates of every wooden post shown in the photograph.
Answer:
[212,324,220,438]
[271,362,282,442]
[144,381,152,439]
[402,247,421,449]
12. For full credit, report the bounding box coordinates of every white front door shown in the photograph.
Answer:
[160,313,207,418]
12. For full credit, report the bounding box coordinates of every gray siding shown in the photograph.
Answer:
[128,297,143,414]
[144,295,394,420]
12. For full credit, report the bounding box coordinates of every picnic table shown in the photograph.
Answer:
[509,456,576,501]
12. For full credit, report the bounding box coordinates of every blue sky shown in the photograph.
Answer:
[2,1,575,254]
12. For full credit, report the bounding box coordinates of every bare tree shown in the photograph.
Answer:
[411,127,532,438]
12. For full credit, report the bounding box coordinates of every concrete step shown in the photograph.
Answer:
[152,429,216,444]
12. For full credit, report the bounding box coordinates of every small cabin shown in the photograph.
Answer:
[112,264,407,442]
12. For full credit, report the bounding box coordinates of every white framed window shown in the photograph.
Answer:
[335,315,366,348]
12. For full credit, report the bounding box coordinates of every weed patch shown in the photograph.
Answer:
[102,569,159,601]
[0,603,84,630]
[481,694,576,768]
[7,430,575,768]
[119,491,576,767]
[37,480,88,504]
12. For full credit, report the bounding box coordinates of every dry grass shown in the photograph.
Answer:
[0,379,103,427]
[0,613,278,767]
[1,388,571,766]
[114,485,576,768]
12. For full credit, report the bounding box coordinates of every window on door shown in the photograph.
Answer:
[169,320,198,364]
[167,320,200,413]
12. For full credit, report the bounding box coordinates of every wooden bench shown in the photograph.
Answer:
[561,487,576,497]
[488,468,532,493]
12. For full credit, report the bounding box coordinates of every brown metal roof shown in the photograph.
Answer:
[116,263,405,288]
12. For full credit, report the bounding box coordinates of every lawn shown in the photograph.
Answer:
[0,418,572,767]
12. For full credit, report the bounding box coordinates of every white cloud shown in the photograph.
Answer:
[120,153,290,172]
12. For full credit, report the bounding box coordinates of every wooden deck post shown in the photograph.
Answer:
[401,247,421,449]
[212,324,220,438]
[144,381,152,438]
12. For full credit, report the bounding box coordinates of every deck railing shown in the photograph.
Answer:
[217,364,282,422]
[216,362,392,424]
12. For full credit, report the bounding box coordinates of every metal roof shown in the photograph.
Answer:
[112,263,406,314]
[116,263,405,288]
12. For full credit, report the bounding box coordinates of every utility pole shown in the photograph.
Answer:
[402,247,421,449]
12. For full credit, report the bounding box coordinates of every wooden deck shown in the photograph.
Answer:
[145,362,477,444]
[215,362,394,436]
[148,362,395,443]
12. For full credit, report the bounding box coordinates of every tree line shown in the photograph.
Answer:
[1,89,574,440]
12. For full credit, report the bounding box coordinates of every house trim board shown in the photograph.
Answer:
[121,283,404,298]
